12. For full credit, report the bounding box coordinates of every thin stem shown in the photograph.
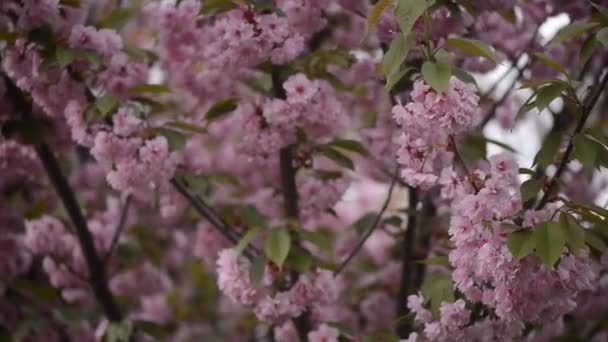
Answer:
[395,187,418,338]
[36,144,123,322]
[104,195,132,264]
[449,135,480,193]
[280,145,300,220]
[334,170,399,276]
[536,65,608,209]
[1,72,123,322]
[170,177,259,260]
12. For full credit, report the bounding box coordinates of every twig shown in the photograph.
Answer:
[1,73,123,322]
[280,145,300,220]
[169,177,259,260]
[104,195,132,263]
[36,144,124,322]
[536,65,608,209]
[448,135,480,193]
[480,26,541,128]
[334,169,399,276]
[395,187,418,338]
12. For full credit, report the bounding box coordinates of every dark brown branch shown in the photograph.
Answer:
[280,145,300,220]
[104,195,132,263]
[536,65,608,209]
[36,144,124,322]
[1,73,123,322]
[334,171,399,276]
[395,188,418,338]
[170,177,259,260]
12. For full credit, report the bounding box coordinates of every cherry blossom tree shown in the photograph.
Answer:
[1,0,608,341]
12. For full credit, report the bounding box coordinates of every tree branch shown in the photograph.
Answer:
[170,177,259,260]
[280,145,300,220]
[36,144,124,322]
[536,65,608,209]
[1,73,123,322]
[395,187,418,338]
[334,170,399,276]
[104,195,132,264]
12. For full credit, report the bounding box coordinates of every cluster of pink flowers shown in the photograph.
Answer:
[393,77,479,189]
[216,248,341,325]
[238,73,348,163]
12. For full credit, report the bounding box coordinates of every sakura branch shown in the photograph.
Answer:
[334,171,399,276]
[170,177,260,261]
[1,73,123,322]
[536,63,608,209]
[104,195,132,264]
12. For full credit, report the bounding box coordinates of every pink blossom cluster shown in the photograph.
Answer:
[446,154,597,331]
[216,248,341,324]
[238,74,347,163]
[393,77,479,189]
[406,294,524,341]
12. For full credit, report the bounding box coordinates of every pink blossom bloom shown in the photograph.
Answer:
[308,324,340,342]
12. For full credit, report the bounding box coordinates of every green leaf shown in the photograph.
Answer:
[28,25,54,46]
[82,50,102,69]
[206,98,239,124]
[155,127,187,150]
[420,274,454,316]
[580,35,600,66]
[444,38,497,62]
[596,27,608,47]
[319,146,355,170]
[383,33,411,81]
[385,67,415,93]
[416,255,450,266]
[164,121,207,134]
[105,322,133,342]
[95,94,119,118]
[394,0,431,38]
[532,53,567,76]
[235,227,261,257]
[249,255,266,286]
[585,230,607,253]
[1,118,48,146]
[451,67,477,87]
[315,170,343,181]
[13,317,46,342]
[264,228,291,267]
[558,213,586,254]
[136,321,169,339]
[421,62,452,93]
[457,134,486,163]
[521,178,542,203]
[533,222,566,268]
[299,229,333,251]
[127,84,170,94]
[365,0,393,37]
[60,0,81,7]
[328,139,369,156]
[573,134,599,168]
[98,7,138,29]
[13,279,60,301]
[285,245,313,273]
[507,230,535,261]
[0,30,18,43]
[534,132,562,168]
[200,0,237,15]
[363,329,399,342]
[56,47,75,67]
[25,199,48,220]
[353,212,379,236]
[535,84,563,112]
[236,205,268,228]
[548,22,599,47]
